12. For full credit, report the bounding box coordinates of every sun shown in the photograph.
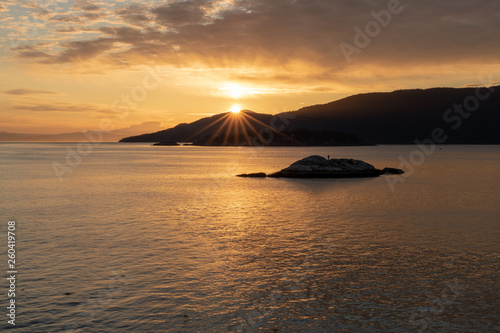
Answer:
[229,105,241,113]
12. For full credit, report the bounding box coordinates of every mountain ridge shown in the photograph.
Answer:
[121,85,500,145]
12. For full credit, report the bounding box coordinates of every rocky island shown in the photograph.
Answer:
[238,155,404,178]
[152,141,179,146]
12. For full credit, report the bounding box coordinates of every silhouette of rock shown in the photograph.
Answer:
[379,167,405,175]
[268,155,382,178]
[239,155,404,178]
[153,141,179,146]
[237,172,267,178]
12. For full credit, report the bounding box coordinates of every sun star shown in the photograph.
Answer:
[229,105,241,113]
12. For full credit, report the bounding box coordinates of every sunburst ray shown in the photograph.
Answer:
[184,113,232,142]
[241,112,303,145]
[206,113,233,145]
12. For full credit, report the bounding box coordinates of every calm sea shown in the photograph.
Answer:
[0,143,499,332]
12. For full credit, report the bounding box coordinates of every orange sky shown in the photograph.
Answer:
[1,0,499,135]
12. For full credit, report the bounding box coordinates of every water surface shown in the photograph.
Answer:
[0,144,499,332]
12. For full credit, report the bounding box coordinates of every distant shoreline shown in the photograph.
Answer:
[2,142,500,146]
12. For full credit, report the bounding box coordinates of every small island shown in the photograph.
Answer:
[238,155,404,178]
[152,141,180,146]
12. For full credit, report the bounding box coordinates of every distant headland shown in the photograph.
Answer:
[120,86,500,146]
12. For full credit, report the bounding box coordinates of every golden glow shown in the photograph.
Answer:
[220,84,248,99]
[0,1,497,137]
[229,105,241,113]
[2,59,498,136]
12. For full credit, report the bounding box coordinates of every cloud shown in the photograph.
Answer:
[152,0,208,27]
[12,100,117,116]
[14,102,91,112]
[6,0,500,85]
[50,14,82,23]
[75,1,101,12]
[116,4,155,27]
[55,26,96,33]
[462,81,500,88]
[57,38,116,63]
[5,89,58,95]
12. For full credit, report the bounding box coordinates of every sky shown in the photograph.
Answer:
[1,0,499,135]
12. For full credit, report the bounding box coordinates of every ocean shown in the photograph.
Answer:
[0,143,499,332]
